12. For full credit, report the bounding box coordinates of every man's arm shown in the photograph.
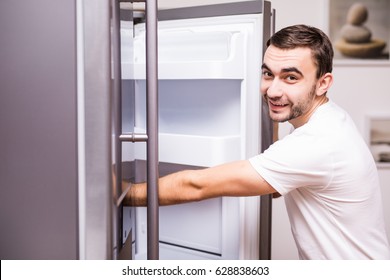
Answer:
[123,159,277,206]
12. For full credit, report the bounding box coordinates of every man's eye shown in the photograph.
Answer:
[262,71,273,78]
[286,75,298,81]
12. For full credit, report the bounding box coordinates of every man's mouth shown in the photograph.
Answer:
[269,100,288,108]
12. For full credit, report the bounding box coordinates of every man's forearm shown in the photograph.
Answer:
[122,160,275,207]
[123,181,147,206]
[122,170,202,207]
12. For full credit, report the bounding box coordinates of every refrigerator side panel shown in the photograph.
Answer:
[79,0,113,259]
[0,0,78,259]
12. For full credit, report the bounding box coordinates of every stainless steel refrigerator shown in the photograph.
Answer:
[0,0,274,260]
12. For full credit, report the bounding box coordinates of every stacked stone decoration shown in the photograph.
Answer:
[335,3,386,58]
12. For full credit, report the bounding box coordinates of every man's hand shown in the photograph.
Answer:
[112,167,133,206]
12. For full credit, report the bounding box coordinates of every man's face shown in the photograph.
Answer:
[261,45,322,128]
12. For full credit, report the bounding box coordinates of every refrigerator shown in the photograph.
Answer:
[0,0,274,260]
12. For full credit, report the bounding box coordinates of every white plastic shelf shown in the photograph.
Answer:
[121,15,260,80]
[134,132,241,167]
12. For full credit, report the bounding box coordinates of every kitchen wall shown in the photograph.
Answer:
[157,0,390,259]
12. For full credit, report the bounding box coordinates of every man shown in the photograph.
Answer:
[123,25,390,259]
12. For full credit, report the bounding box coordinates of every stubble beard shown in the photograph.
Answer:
[265,84,317,123]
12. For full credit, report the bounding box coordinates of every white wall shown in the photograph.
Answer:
[156,0,390,259]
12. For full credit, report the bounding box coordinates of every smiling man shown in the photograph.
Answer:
[124,25,390,259]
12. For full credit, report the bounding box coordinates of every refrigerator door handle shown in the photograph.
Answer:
[114,0,160,260]
[120,133,149,142]
[112,0,124,259]
[144,0,160,261]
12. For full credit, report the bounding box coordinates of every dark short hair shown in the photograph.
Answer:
[266,24,333,78]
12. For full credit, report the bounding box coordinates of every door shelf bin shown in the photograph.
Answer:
[121,15,261,80]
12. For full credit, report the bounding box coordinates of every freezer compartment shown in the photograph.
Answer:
[118,4,267,259]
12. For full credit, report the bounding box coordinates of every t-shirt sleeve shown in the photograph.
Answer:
[249,132,333,196]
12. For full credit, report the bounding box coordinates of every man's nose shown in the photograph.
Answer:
[265,79,283,99]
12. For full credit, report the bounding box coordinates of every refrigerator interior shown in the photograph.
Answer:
[120,6,268,259]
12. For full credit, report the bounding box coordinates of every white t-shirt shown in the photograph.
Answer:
[250,100,390,259]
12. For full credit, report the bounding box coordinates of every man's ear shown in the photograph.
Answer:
[317,73,333,96]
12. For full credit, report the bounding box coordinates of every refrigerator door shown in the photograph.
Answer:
[0,0,137,260]
[0,0,79,259]
[122,0,272,260]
